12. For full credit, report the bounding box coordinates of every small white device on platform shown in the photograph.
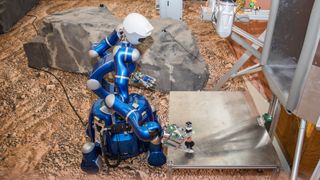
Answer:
[215,0,236,38]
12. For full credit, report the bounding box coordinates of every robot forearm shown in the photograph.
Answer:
[105,94,161,141]
[87,60,115,99]
[89,29,120,58]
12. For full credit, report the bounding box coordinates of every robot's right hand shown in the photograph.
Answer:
[116,24,124,39]
[144,121,161,140]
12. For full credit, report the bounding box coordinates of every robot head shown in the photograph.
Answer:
[122,13,154,45]
[185,121,192,130]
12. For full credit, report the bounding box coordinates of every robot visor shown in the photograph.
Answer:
[138,38,146,43]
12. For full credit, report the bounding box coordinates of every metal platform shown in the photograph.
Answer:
[167,91,280,169]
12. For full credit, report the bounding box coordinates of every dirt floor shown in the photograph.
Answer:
[0,0,284,179]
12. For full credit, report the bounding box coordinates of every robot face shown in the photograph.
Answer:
[138,37,146,43]
[186,121,192,128]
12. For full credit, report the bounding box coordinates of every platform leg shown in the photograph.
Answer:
[290,119,306,180]
[166,158,174,180]
[166,166,173,180]
[213,31,265,90]
[268,96,281,140]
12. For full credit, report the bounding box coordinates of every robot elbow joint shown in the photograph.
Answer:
[87,79,101,90]
[105,94,116,108]
[88,50,99,58]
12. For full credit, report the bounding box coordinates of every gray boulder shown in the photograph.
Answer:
[24,6,208,91]
[140,19,208,91]
[24,6,121,73]
[0,0,39,34]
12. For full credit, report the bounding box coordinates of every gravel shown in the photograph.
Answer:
[0,0,276,179]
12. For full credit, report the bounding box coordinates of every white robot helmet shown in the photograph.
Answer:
[122,13,154,45]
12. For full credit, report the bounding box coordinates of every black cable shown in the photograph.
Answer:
[26,14,40,35]
[26,13,86,127]
[38,68,87,127]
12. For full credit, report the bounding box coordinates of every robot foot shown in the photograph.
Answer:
[147,143,166,167]
[80,142,103,174]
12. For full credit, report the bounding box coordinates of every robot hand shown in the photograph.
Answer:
[116,24,125,39]
[131,71,156,89]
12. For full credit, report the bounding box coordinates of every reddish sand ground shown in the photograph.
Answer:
[0,0,287,179]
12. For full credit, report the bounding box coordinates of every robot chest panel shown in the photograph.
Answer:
[112,45,131,57]
[113,44,140,62]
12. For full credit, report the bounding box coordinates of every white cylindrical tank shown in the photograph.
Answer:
[215,0,235,38]
[208,0,216,10]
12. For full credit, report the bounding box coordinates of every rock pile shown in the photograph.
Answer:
[24,6,208,91]
[0,0,39,33]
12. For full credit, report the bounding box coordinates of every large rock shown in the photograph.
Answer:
[0,0,39,33]
[141,19,208,91]
[24,6,208,91]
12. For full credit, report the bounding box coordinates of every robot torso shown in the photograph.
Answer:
[113,41,140,103]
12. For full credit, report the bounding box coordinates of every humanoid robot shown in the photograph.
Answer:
[80,13,166,174]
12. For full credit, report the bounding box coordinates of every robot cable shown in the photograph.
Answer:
[39,69,87,127]
[27,14,87,128]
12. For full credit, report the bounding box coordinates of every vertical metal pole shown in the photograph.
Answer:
[311,160,320,180]
[290,119,307,180]
[268,95,276,115]
[268,96,281,140]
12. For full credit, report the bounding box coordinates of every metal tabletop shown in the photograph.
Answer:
[167,91,280,169]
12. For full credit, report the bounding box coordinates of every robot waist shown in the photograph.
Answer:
[109,123,131,134]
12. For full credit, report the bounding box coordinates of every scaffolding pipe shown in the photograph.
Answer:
[231,64,261,78]
[231,33,262,60]
[291,119,306,180]
[232,26,264,47]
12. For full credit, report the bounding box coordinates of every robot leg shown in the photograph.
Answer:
[147,136,166,167]
[80,142,103,174]
[81,100,113,173]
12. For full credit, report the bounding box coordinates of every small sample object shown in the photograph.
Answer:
[162,122,195,153]
[249,0,256,9]
[162,124,186,148]
[184,121,195,153]
[262,113,272,131]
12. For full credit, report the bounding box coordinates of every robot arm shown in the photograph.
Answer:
[105,94,161,141]
[87,60,114,99]
[89,26,123,58]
